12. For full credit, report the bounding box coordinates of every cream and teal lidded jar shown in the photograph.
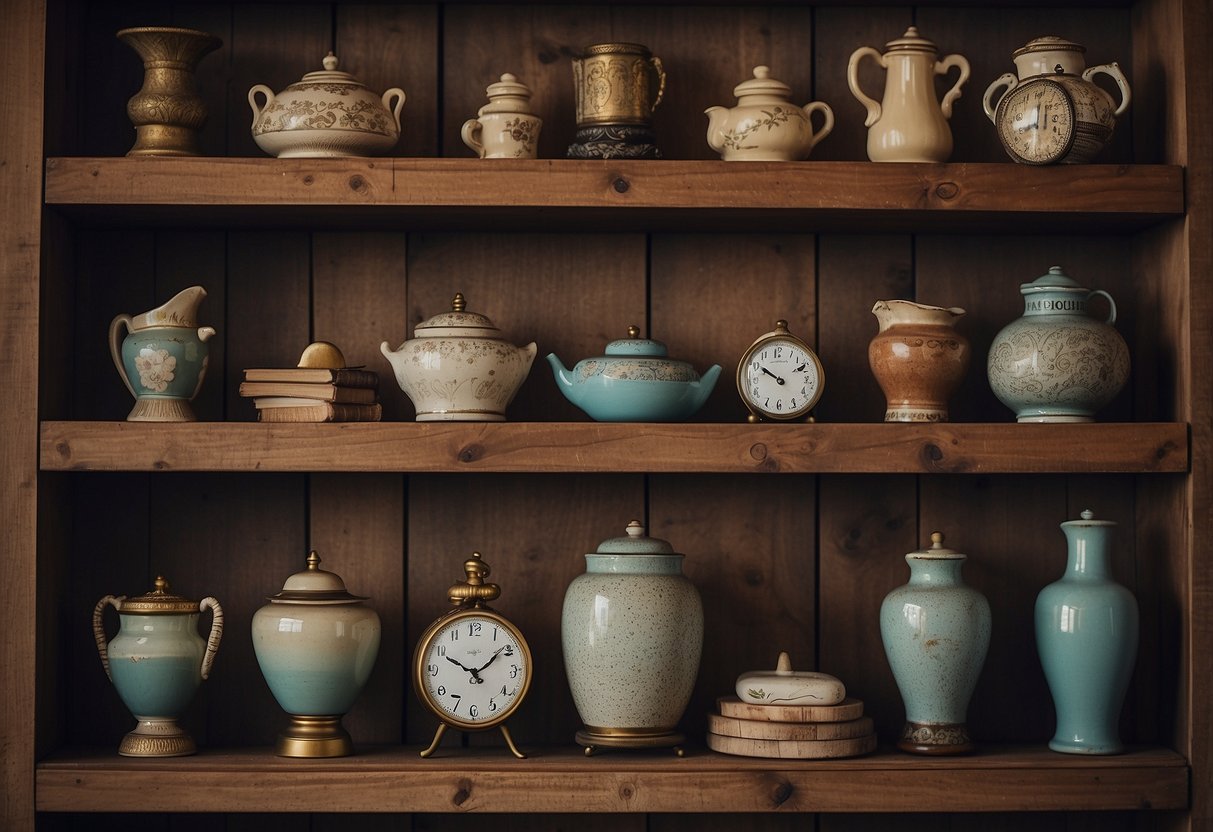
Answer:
[252,551,381,758]
[561,520,704,755]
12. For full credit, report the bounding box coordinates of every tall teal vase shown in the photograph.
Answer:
[1035,510,1139,754]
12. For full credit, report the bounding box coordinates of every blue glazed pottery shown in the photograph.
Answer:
[93,576,224,757]
[252,551,381,758]
[1035,510,1138,754]
[880,532,991,754]
[548,326,721,421]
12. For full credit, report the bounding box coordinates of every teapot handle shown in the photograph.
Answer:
[847,47,884,127]
[1088,289,1118,325]
[649,56,666,113]
[982,72,1018,124]
[92,595,125,683]
[382,88,406,133]
[199,597,224,680]
[1082,62,1131,117]
[108,314,136,400]
[936,53,971,120]
[461,119,485,157]
[802,101,835,151]
[248,84,275,129]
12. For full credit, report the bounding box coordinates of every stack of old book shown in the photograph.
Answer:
[241,341,382,423]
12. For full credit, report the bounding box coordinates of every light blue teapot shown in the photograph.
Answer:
[547,326,721,422]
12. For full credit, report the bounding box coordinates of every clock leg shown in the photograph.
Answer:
[419,723,447,758]
[499,723,526,759]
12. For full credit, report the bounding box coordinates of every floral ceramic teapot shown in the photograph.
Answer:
[705,66,834,161]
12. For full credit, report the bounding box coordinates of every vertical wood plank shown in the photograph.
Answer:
[79,0,160,157]
[170,3,233,158]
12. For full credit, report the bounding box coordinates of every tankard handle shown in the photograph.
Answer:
[650,56,666,113]
[108,314,137,400]
[92,595,125,683]
[982,72,1019,124]
[936,53,971,120]
[1088,290,1118,325]
[847,47,885,127]
[199,597,224,680]
[1083,62,1131,118]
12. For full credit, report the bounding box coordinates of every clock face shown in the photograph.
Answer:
[739,336,823,420]
[416,611,531,729]
[996,79,1076,165]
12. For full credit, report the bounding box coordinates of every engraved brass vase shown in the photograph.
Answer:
[117,26,222,156]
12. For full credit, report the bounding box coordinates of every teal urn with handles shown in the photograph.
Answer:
[93,576,224,757]
[880,532,991,754]
[1035,510,1139,754]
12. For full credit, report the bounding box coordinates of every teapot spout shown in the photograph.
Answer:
[132,286,208,330]
[546,353,577,396]
[704,106,728,153]
[692,364,723,407]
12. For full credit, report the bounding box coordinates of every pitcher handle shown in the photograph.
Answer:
[1088,289,1118,325]
[983,72,1018,124]
[802,101,835,151]
[650,55,666,113]
[461,119,485,157]
[1083,62,1131,117]
[936,53,971,120]
[108,314,136,400]
[382,88,406,133]
[92,595,125,682]
[248,85,275,129]
[199,597,224,680]
[847,47,884,127]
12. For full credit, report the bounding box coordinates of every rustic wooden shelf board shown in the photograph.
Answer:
[39,421,1188,474]
[36,745,1187,813]
[43,159,1183,232]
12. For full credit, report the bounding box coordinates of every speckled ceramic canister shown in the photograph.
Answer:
[561,521,703,753]
[880,532,990,754]
[1035,510,1138,754]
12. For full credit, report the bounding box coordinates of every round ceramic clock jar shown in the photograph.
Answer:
[252,551,381,758]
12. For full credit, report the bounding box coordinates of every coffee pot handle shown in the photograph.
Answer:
[650,56,666,113]
[1083,62,1131,117]
[382,88,406,133]
[802,101,835,150]
[847,47,884,127]
[108,314,136,400]
[983,72,1018,124]
[461,119,485,157]
[199,597,224,680]
[1088,289,1118,325]
[936,53,971,120]
[92,595,125,682]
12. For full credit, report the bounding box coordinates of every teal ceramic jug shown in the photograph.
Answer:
[1035,510,1139,754]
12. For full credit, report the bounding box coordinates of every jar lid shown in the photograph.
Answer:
[1013,36,1085,58]
[733,66,792,99]
[884,26,937,53]
[414,293,503,338]
[480,72,535,114]
[1020,265,1087,293]
[595,520,678,554]
[1061,508,1117,528]
[296,53,365,87]
[907,531,965,560]
[604,325,669,357]
[118,576,200,614]
[582,42,652,58]
[268,551,368,604]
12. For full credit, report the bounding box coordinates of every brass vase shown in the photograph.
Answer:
[117,27,222,156]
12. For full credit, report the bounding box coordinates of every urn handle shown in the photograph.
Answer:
[649,56,666,113]
[92,595,125,682]
[847,47,885,127]
[247,84,275,129]
[1082,62,1131,118]
[461,118,485,157]
[1088,289,1118,325]
[107,314,136,400]
[982,72,1018,124]
[382,88,407,132]
[936,53,971,120]
[199,596,224,680]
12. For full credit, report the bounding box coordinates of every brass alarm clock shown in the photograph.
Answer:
[413,552,532,759]
[737,320,824,422]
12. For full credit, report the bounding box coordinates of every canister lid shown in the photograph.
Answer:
[268,551,368,603]
[1013,36,1085,58]
[581,42,652,58]
[733,66,792,99]
[414,292,503,338]
[297,53,365,87]
[1020,265,1086,293]
[1061,508,1117,528]
[595,520,678,554]
[907,531,965,560]
[118,576,200,614]
[480,73,535,114]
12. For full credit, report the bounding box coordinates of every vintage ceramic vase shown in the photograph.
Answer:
[1036,510,1138,755]
[249,53,405,158]
[462,73,542,159]
[117,26,222,156]
[869,300,969,422]
[561,521,703,754]
[848,27,970,162]
[548,326,721,422]
[109,285,216,422]
[705,66,834,161]
[880,532,990,754]
[93,576,223,757]
[253,552,381,757]
[568,42,665,159]
[983,36,1131,164]
[987,266,1130,422]
[381,292,536,421]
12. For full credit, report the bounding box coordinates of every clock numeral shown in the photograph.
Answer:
[427,663,438,676]
[751,360,760,371]
[437,645,446,657]
[504,644,514,656]
[467,621,482,637]
[469,704,479,718]
[490,699,498,712]
[492,626,499,641]
[449,693,462,712]
[509,664,520,678]
[776,399,783,411]
[752,385,760,398]
[791,398,797,408]
[448,629,459,641]
[774,346,783,359]
[500,685,508,695]
[437,685,446,696]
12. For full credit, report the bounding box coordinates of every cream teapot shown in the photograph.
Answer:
[705,66,834,161]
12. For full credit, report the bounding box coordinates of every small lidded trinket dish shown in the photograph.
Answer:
[547,326,722,421]
[705,66,834,161]
[461,73,543,159]
[249,52,406,158]
[736,652,846,705]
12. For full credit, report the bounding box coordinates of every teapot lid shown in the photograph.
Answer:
[907,531,965,560]
[414,293,503,338]
[595,520,678,555]
[1013,36,1085,58]
[480,73,535,114]
[604,325,669,357]
[118,576,200,614]
[268,551,368,604]
[296,53,365,88]
[884,26,937,53]
[733,66,792,99]
[1020,265,1086,293]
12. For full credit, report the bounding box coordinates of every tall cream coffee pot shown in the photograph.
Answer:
[848,27,970,162]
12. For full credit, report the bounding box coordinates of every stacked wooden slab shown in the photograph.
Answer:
[707,696,877,759]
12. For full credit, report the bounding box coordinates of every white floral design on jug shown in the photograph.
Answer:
[135,347,176,392]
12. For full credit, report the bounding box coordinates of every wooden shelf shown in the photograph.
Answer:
[43,158,1183,233]
[40,421,1188,474]
[36,744,1187,814]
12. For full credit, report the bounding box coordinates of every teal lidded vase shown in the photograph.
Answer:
[93,576,224,757]
[1035,510,1139,754]
[561,520,704,755]
[880,532,991,754]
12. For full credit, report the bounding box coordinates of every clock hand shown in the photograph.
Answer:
[794,363,806,372]
[474,646,507,674]
[446,655,485,683]
[760,367,785,385]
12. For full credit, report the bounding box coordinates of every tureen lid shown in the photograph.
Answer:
[884,26,937,53]
[414,293,503,338]
[907,531,965,560]
[1020,265,1086,293]
[293,53,366,88]
[268,551,368,604]
[1013,36,1085,58]
[604,325,670,357]
[595,520,679,555]
[480,73,535,114]
[118,576,200,614]
[733,66,792,99]
[581,42,652,58]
